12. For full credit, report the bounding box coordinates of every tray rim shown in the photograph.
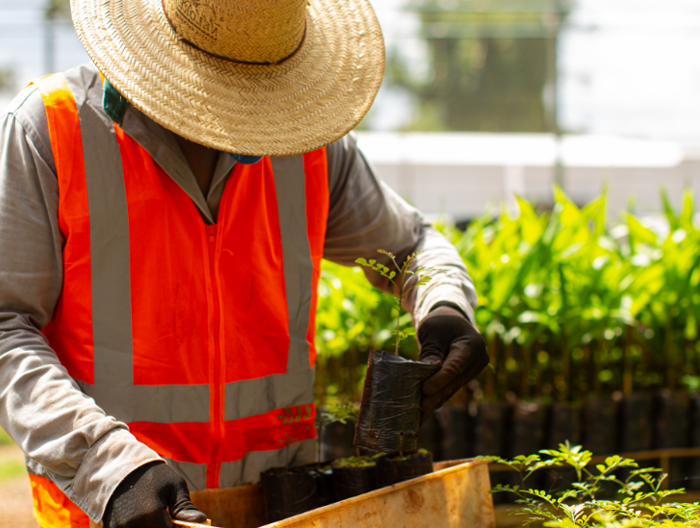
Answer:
[260,457,490,527]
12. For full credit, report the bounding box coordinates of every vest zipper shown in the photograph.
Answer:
[206,224,224,488]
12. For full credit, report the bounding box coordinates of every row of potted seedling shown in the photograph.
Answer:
[423,391,700,464]
[260,447,435,523]
[261,251,449,522]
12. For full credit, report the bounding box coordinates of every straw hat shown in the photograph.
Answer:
[70,0,385,156]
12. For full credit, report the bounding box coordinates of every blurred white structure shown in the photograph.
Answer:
[357,132,700,222]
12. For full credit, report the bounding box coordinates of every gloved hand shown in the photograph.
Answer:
[103,461,207,528]
[418,302,489,423]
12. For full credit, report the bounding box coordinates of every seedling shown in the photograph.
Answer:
[277,405,312,470]
[324,401,360,424]
[479,442,698,527]
[355,250,445,355]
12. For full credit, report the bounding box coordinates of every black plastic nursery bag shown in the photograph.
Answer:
[354,350,440,453]
[260,467,324,523]
[376,451,434,487]
[332,465,377,500]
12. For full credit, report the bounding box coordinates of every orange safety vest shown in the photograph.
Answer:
[27,68,328,527]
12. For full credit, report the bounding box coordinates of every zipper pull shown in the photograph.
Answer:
[207,225,217,243]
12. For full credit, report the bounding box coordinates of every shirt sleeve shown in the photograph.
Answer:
[324,133,477,326]
[0,87,161,522]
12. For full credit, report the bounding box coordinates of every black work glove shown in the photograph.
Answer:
[418,302,489,423]
[103,461,207,528]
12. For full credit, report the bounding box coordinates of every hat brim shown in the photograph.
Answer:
[70,0,385,156]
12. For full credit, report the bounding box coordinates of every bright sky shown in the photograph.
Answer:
[560,0,700,144]
[0,0,699,145]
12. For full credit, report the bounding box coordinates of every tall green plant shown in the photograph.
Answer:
[314,187,700,405]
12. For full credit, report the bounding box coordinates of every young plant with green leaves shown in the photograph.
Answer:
[355,250,444,355]
[481,442,699,527]
[324,401,360,425]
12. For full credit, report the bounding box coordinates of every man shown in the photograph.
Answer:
[0,0,488,526]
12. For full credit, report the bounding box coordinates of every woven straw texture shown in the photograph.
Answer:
[71,0,385,156]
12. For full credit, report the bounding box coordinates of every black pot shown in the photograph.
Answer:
[581,397,619,455]
[621,392,653,452]
[320,419,357,461]
[309,465,335,507]
[688,392,700,490]
[542,401,582,496]
[472,400,508,457]
[456,400,509,504]
[654,390,689,449]
[332,462,377,500]
[690,392,700,447]
[376,451,434,487]
[580,396,623,499]
[354,350,440,454]
[508,401,548,457]
[418,409,444,460]
[261,465,327,523]
[439,406,470,460]
[547,401,582,449]
[654,390,690,489]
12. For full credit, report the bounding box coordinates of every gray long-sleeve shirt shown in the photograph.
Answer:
[0,63,477,521]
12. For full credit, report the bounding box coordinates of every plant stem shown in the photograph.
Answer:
[485,334,498,398]
[521,342,531,399]
[349,347,358,402]
[533,341,542,398]
[695,325,700,377]
[623,326,633,394]
[561,331,569,401]
[394,261,406,355]
[667,316,676,390]
[558,263,570,401]
[594,337,603,394]
[394,305,401,355]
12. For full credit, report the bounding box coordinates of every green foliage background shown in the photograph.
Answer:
[314,187,700,404]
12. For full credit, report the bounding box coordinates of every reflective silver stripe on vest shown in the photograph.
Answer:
[59,66,318,490]
[219,438,315,488]
[165,459,208,491]
[165,438,316,490]
[223,156,316,422]
[66,67,210,424]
